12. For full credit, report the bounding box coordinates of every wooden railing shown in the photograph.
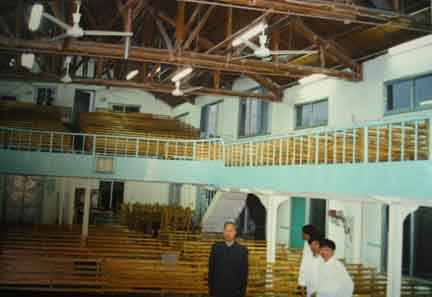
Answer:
[0,127,223,161]
[225,115,431,167]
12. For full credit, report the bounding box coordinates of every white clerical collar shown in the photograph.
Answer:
[225,241,235,247]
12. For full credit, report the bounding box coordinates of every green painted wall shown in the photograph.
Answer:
[290,197,306,249]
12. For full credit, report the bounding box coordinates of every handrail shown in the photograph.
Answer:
[1,112,431,166]
[0,127,224,161]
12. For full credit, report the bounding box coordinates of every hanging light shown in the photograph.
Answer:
[126,69,139,81]
[29,3,44,31]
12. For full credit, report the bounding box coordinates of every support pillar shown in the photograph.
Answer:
[386,203,418,297]
[81,181,91,243]
[266,197,278,264]
[58,178,65,225]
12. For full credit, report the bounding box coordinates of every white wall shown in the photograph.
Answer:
[123,181,170,205]
[0,80,172,116]
[179,184,197,210]
[277,199,291,247]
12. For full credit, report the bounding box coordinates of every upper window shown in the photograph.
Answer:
[111,104,140,113]
[295,99,328,129]
[35,86,56,106]
[200,101,221,138]
[386,74,432,114]
[239,97,270,138]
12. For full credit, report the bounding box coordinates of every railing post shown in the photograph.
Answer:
[376,127,380,163]
[299,136,303,165]
[249,142,253,166]
[414,121,418,161]
[49,132,54,153]
[353,129,357,164]
[292,138,296,165]
[333,132,337,164]
[363,127,369,163]
[165,142,169,159]
[136,138,139,157]
[388,124,393,162]
[286,137,290,165]
[61,134,64,153]
[92,135,96,155]
[429,119,432,161]
[401,122,405,161]
[192,142,197,160]
[307,136,311,164]
[324,132,328,164]
[342,130,347,163]
[315,133,319,165]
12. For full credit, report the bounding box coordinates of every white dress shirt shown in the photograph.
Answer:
[316,257,354,297]
[298,241,313,286]
[304,254,322,297]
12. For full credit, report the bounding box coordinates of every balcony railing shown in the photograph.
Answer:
[1,113,431,167]
[0,128,224,161]
[224,115,431,167]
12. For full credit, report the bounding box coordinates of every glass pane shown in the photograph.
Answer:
[238,100,247,137]
[112,105,124,113]
[297,103,313,128]
[207,104,218,137]
[387,80,412,112]
[313,100,328,126]
[125,105,140,113]
[414,75,432,107]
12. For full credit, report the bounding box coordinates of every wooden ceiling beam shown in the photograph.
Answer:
[0,36,360,81]
[175,2,186,48]
[0,72,277,101]
[247,74,282,101]
[292,17,361,79]
[182,5,216,51]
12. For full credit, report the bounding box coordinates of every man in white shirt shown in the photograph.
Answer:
[298,225,320,287]
[303,236,323,297]
[313,239,354,297]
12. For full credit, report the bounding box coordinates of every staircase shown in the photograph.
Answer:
[202,192,248,233]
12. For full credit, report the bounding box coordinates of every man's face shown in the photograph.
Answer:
[223,224,237,242]
[320,246,334,262]
[303,232,310,241]
[309,240,320,255]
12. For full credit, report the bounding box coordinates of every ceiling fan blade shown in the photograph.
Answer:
[182,86,203,94]
[231,54,256,61]
[243,40,259,51]
[270,50,318,55]
[50,33,70,41]
[84,30,133,37]
[42,13,72,31]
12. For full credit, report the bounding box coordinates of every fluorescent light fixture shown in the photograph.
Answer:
[155,65,161,73]
[299,74,327,85]
[21,53,35,69]
[171,66,193,82]
[232,21,268,47]
[420,99,432,106]
[126,69,139,81]
[29,3,44,31]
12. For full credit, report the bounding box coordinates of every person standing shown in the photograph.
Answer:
[208,222,249,297]
[313,239,354,297]
[303,236,323,297]
[298,224,320,287]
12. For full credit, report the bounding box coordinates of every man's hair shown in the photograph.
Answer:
[308,235,323,245]
[320,239,336,250]
[302,224,318,237]
[224,221,237,230]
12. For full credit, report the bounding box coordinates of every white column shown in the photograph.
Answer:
[266,197,278,263]
[81,182,91,242]
[386,203,418,297]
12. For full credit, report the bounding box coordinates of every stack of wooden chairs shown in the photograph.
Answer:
[120,203,193,234]
[0,101,72,151]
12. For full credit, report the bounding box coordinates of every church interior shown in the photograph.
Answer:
[0,0,432,296]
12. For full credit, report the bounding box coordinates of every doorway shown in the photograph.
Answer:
[73,89,94,125]
[290,197,307,249]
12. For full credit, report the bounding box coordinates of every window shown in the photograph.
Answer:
[296,99,328,129]
[111,104,140,113]
[200,101,221,138]
[34,86,56,106]
[175,112,191,125]
[239,98,270,137]
[386,73,432,114]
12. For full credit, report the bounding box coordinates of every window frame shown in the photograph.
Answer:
[384,72,432,116]
[294,98,329,130]
[33,86,57,105]
[200,100,223,138]
[110,103,141,113]
[237,91,272,139]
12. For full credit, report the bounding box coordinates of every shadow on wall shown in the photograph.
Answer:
[238,194,266,240]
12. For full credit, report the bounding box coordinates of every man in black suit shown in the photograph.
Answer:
[208,222,249,297]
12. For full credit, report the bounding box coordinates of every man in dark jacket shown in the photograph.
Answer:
[208,222,249,297]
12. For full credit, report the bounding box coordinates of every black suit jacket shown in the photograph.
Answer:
[208,241,249,297]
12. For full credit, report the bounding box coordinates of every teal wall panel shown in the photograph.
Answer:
[1,150,432,203]
[290,197,306,249]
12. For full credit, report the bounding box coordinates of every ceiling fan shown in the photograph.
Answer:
[232,21,318,60]
[61,57,73,83]
[171,81,203,97]
[29,1,133,58]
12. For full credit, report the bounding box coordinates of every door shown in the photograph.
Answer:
[290,197,306,249]
[73,90,94,150]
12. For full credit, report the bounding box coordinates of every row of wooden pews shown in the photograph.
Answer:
[0,101,73,151]
[1,225,431,296]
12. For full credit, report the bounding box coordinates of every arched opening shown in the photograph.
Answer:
[238,194,266,240]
